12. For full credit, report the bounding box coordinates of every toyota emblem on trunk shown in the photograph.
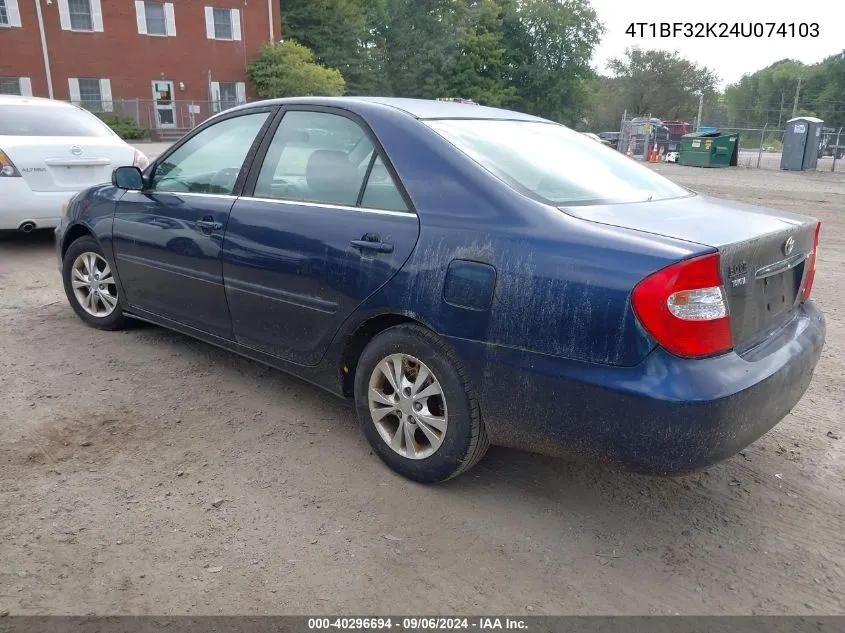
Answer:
[70,146,83,156]
[783,236,795,256]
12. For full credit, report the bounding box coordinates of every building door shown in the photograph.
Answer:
[152,80,176,128]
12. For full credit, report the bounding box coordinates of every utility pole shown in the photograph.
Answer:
[792,77,802,119]
[777,91,785,129]
[696,93,704,132]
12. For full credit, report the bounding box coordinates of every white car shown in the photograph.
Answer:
[0,95,148,232]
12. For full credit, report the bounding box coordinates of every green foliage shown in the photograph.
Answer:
[723,53,845,129]
[98,114,147,140]
[606,47,717,120]
[500,0,603,125]
[446,0,516,107]
[262,0,845,135]
[274,0,603,123]
[247,41,346,98]
[281,0,376,95]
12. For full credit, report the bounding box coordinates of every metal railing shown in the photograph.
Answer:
[67,98,248,139]
[712,126,844,172]
[616,113,844,173]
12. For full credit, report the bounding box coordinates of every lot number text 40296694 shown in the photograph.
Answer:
[626,22,819,38]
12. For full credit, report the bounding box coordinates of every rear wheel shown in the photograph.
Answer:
[354,324,488,483]
[62,236,127,330]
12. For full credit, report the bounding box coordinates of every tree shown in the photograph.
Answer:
[247,41,346,98]
[280,0,376,95]
[380,0,466,99]
[723,54,845,129]
[582,75,627,131]
[445,0,516,106]
[723,59,805,128]
[606,47,718,121]
[500,0,604,124]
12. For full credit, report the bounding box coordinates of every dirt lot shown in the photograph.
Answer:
[1,165,844,616]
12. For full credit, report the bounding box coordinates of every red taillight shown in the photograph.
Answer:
[0,149,21,177]
[802,222,821,301]
[632,253,732,359]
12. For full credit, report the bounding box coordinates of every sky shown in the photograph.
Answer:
[588,0,845,87]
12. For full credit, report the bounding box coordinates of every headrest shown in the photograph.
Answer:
[305,150,360,205]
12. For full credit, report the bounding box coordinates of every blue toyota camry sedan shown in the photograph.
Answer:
[55,97,825,483]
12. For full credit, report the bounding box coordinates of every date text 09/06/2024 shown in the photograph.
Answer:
[308,618,528,630]
[626,22,819,38]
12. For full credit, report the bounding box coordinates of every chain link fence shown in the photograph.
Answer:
[616,114,845,173]
[67,98,247,140]
[713,125,845,172]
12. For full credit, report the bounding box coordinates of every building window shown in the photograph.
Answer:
[218,83,238,110]
[204,7,240,41]
[0,78,21,95]
[69,78,112,112]
[0,0,22,27]
[135,2,175,36]
[212,7,231,39]
[0,77,31,95]
[144,2,165,35]
[210,81,245,113]
[59,0,101,32]
[68,0,93,31]
[78,79,102,109]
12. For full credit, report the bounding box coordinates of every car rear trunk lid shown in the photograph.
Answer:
[561,194,818,352]
[1,136,131,192]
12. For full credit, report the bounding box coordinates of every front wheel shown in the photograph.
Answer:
[354,324,489,483]
[62,235,127,330]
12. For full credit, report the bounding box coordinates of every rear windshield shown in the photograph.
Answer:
[425,119,690,206]
[0,105,115,137]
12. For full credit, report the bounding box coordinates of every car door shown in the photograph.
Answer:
[111,108,274,338]
[221,107,420,366]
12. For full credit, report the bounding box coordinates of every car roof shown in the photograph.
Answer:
[0,94,79,109]
[239,96,550,122]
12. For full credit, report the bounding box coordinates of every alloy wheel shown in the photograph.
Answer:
[367,353,448,460]
[70,252,118,318]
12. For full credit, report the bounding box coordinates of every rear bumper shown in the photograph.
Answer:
[0,179,77,230]
[448,302,825,474]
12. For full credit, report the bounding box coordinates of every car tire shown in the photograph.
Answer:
[354,324,489,483]
[62,235,127,331]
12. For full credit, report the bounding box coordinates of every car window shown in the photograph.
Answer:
[255,111,376,207]
[360,155,408,212]
[0,105,115,137]
[426,119,689,206]
[152,112,269,195]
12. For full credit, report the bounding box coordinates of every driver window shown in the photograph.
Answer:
[152,112,269,195]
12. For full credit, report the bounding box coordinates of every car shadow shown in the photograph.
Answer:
[134,319,731,526]
[0,228,55,249]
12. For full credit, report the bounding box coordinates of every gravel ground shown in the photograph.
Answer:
[1,165,843,615]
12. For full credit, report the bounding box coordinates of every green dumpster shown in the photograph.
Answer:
[678,132,739,167]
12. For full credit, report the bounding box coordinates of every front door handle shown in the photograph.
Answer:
[196,218,223,231]
[350,239,394,254]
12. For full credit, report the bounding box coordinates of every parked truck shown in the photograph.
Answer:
[818,127,845,159]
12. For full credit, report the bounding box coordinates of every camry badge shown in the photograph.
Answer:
[70,146,83,156]
[783,236,795,256]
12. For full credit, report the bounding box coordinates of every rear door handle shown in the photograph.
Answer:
[350,240,394,254]
[196,219,223,231]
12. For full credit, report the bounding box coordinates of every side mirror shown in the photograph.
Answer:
[112,166,144,191]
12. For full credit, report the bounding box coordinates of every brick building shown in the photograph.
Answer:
[0,0,281,136]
